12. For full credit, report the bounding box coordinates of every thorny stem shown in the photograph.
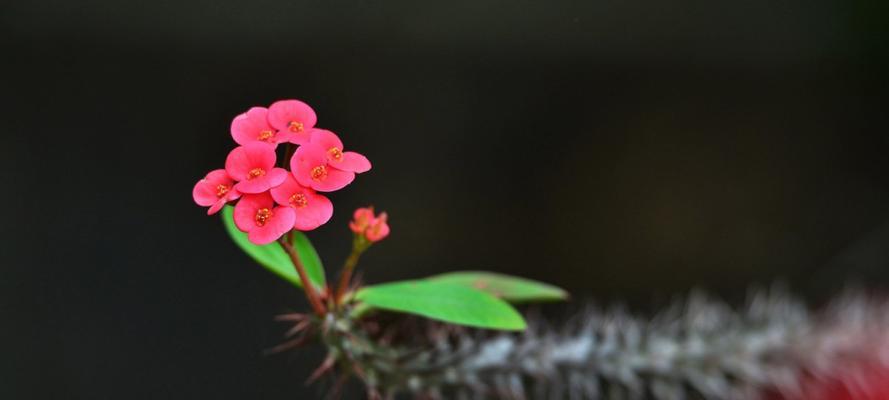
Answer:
[335,236,370,306]
[278,237,327,316]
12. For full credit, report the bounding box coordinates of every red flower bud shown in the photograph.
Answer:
[350,207,389,243]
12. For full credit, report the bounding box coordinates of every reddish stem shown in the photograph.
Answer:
[278,237,327,316]
[334,251,362,305]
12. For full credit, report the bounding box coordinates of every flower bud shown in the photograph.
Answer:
[365,212,389,243]
[349,207,375,234]
[350,207,389,243]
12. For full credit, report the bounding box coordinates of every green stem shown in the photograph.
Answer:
[335,236,370,306]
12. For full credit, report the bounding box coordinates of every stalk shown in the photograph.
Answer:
[278,237,327,316]
[334,236,369,305]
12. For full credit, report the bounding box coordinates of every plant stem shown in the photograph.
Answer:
[335,237,368,306]
[278,237,327,316]
[280,143,295,168]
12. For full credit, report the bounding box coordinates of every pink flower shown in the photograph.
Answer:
[290,143,355,192]
[309,129,371,173]
[233,193,296,245]
[349,207,390,242]
[225,143,288,194]
[230,107,292,147]
[192,169,241,215]
[365,212,390,242]
[349,207,375,234]
[270,175,334,231]
[267,99,317,145]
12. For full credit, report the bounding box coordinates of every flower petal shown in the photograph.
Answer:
[309,129,344,151]
[291,143,328,187]
[226,188,242,202]
[231,107,275,146]
[270,175,298,205]
[205,169,233,184]
[235,175,273,194]
[224,147,251,181]
[207,199,227,215]
[288,129,313,146]
[225,144,276,180]
[193,169,234,207]
[233,193,274,232]
[332,151,372,173]
[193,181,219,206]
[311,167,355,192]
[294,193,333,231]
[349,207,375,233]
[247,206,296,245]
[267,99,317,131]
[267,168,289,188]
[365,213,390,242]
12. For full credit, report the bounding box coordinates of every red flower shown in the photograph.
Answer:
[233,193,296,245]
[267,99,317,145]
[192,169,240,215]
[270,175,333,231]
[225,143,288,194]
[230,107,292,147]
[290,143,355,192]
[350,207,389,243]
[309,129,371,173]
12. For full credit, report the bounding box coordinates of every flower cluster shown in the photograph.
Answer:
[349,207,390,243]
[193,99,371,245]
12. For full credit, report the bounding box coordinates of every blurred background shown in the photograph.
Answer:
[2,0,888,398]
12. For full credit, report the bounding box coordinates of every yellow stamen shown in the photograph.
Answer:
[289,193,308,208]
[255,208,272,226]
[248,168,266,179]
[311,165,327,181]
[288,121,304,132]
[258,130,274,141]
[328,147,343,161]
[215,184,230,198]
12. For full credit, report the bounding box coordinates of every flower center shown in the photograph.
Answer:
[328,147,343,161]
[288,121,304,132]
[258,130,275,141]
[215,184,230,198]
[289,193,308,208]
[248,168,266,179]
[311,165,327,181]
[255,208,273,226]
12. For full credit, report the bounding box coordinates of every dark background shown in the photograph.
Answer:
[3,0,888,398]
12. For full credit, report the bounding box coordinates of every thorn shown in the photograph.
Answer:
[285,319,312,338]
[275,313,308,322]
[306,355,337,385]
[263,333,313,355]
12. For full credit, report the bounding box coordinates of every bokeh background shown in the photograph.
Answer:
[2,0,888,398]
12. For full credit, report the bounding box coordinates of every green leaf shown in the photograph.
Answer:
[221,206,325,289]
[355,280,527,331]
[425,271,568,303]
